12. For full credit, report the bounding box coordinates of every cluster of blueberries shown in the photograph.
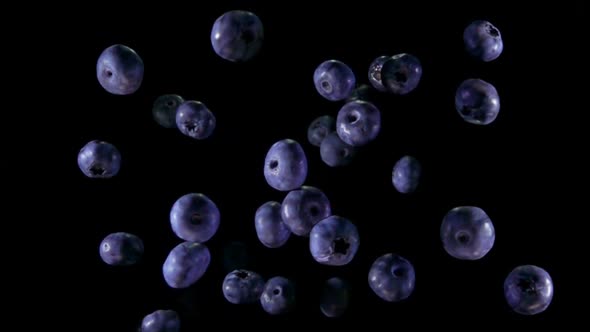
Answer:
[79,10,554,331]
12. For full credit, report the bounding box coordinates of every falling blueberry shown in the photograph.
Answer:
[440,206,495,260]
[320,277,350,318]
[176,101,216,139]
[313,60,356,101]
[96,44,144,95]
[464,20,503,62]
[260,276,296,315]
[368,253,416,302]
[170,193,220,243]
[347,83,372,102]
[336,100,381,147]
[264,139,308,191]
[281,186,331,236]
[211,10,264,62]
[309,216,360,266]
[78,140,121,179]
[381,53,422,95]
[222,269,265,304]
[392,155,422,194]
[455,78,500,125]
[504,265,554,315]
[141,310,180,332]
[163,241,211,289]
[153,94,184,129]
[99,232,143,266]
[255,201,291,248]
[223,241,251,272]
[320,132,357,167]
[307,115,336,147]
[368,55,389,92]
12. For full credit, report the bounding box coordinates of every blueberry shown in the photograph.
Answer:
[320,132,357,167]
[368,55,389,92]
[455,78,500,125]
[336,100,381,147]
[368,253,416,302]
[320,277,350,318]
[78,140,121,178]
[264,139,308,191]
[313,60,356,101]
[307,115,336,147]
[260,276,295,315]
[440,206,495,260]
[153,94,184,129]
[281,186,331,236]
[255,201,291,248]
[99,232,143,266]
[223,241,251,272]
[392,155,422,194]
[504,265,554,315]
[163,241,211,289]
[309,216,360,266]
[170,193,220,243]
[141,310,180,332]
[381,53,422,95]
[96,44,144,95]
[222,269,265,304]
[464,20,503,62]
[347,84,372,102]
[176,101,216,139]
[211,10,264,62]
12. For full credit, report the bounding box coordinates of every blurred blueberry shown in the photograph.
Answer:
[99,232,143,266]
[464,20,503,62]
[96,44,144,95]
[264,139,308,191]
[313,60,356,101]
[78,140,121,178]
[455,78,500,125]
[211,10,264,62]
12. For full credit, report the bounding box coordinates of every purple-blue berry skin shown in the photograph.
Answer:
[309,216,360,266]
[99,232,143,266]
[464,20,503,62]
[504,265,553,315]
[336,100,381,147]
[368,55,389,92]
[381,53,422,95]
[307,115,336,147]
[320,277,350,318]
[141,310,180,332]
[153,94,184,129]
[281,186,331,236]
[170,193,220,243]
[455,78,500,125]
[211,10,264,62]
[163,241,211,289]
[255,201,291,248]
[96,44,144,95]
[222,269,265,304]
[260,276,296,315]
[392,155,421,194]
[264,139,308,191]
[313,60,356,101]
[320,132,357,167]
[368,253,416,302]
[176,101,216,139]
[441,206,495,260]
[78,140,121,179]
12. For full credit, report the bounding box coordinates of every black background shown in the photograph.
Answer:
[62,1,582,329]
